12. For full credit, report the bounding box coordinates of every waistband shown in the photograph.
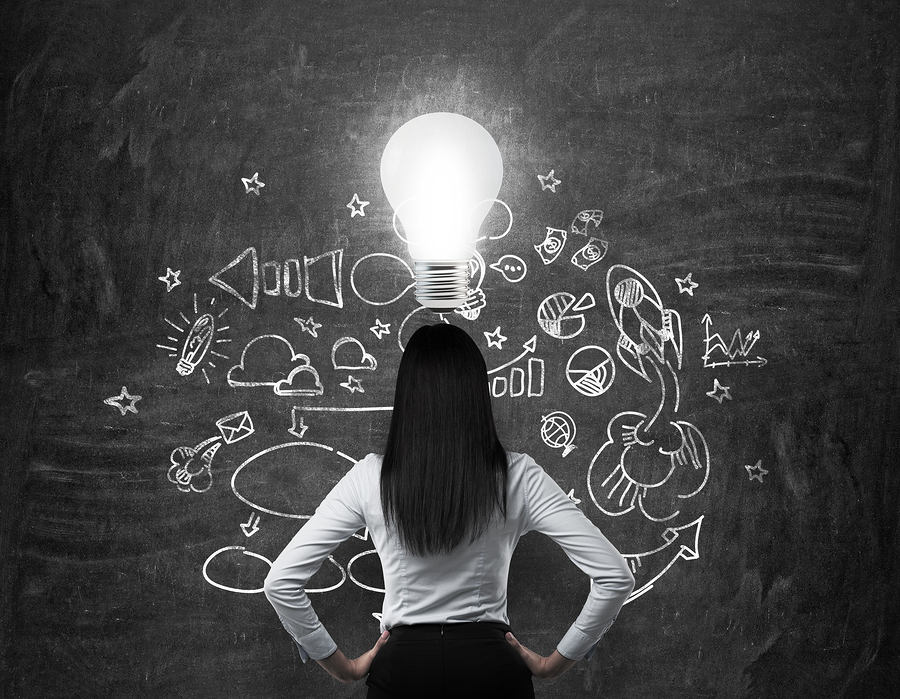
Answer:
[388,621,512,641]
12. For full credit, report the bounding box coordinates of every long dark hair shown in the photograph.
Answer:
[381,323,508,556]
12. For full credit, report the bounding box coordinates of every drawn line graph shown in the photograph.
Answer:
[701,314,767,368]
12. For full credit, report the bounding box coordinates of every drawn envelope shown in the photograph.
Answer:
[215,410,255,444]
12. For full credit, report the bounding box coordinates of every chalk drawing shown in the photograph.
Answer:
[347,549,386,593]
[295,315,322,338]
[215,411,255,444]
[293,406,393,413]
[607,265,683,382]
[227,335,323,397]
[745,459,768,482]
[167,437,220,493]
[289,408,309,439]
[540,411,577,456]
[473,198,514,242]
[304,249,344,308]
[487,336,544,398]
[158,267,182,292]
[240,511,261,537]
[241,172,265,195]
[537,169,561,192]
[202,546,346,594]
[537,292,595,340]
[570,209,603,237]
[566,346,615,397]
[331,337,377,371]
[284,259,303,298]
[262,261,282,296]
[489,254,527,283]
[370,319,391,339]
[209,247,259,309]
[231,441,357,520]
[351,253,416,306]
[706,379,732,403]
[455,251,487,321]
[587,412,710,522]
[675,273,698,296]
[701,314,767,368]
[621,516,703,604]
[534,227,567,265]
[571,237,609,270]
[158,294,231,384]
[340,375,365,393]
[566,489,581,505]
[347,193,370,217]
[104,386,142,415]
[484,327,508,350]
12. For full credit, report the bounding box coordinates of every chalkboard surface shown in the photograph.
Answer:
[1,1,898,697]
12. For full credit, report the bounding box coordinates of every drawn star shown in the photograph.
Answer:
[370,319,391,339]
[157,267,182,292]
[537,169,561,192]
[340,375,365,393]
[745,459,769,483]
[484,326,508,350]
[566,488,581,505]
[241,172,265,195]
[294,315,322,338]
[289,408,309,439]
[706,378,732,404]
[675,272,699,296]
[346,193,370,217]
[104,386,142,416]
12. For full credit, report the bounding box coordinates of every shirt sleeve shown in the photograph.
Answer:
[522,455,635,661]
[263,458,368,662]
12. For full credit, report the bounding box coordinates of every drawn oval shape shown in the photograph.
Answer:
[203,546,347,594]
[231,442,357,519]
[347,549,386,593]
[351,253,416,306]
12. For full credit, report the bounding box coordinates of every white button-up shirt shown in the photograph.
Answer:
[264,452,634,662]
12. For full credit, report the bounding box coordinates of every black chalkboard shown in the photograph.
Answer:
[2,1,898,697]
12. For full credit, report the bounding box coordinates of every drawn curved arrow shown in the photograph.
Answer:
[621,515,703,604]
[487,335,536,375]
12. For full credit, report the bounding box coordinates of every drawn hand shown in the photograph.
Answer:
[505,632,577,680]
[316,630,390,683]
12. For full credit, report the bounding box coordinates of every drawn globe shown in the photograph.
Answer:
[541,412,575,450]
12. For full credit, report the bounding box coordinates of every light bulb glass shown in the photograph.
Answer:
[380,112,503,310]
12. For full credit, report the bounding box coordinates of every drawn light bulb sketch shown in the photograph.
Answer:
[158,293,231,384]
[540,411,577,456]
[455,251,487,320]
[534,227,567,265]
[587,411,710,523]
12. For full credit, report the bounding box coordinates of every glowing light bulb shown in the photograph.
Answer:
[177,313,215,376]
[380,112,503,311]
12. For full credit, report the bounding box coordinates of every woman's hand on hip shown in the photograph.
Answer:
[505,632,577,680]
[316,630,390,683]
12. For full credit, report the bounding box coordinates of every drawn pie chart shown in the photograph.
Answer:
[566,346,615,397]
[537,292,596,340]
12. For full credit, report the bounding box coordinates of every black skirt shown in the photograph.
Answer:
[365,621,535,699]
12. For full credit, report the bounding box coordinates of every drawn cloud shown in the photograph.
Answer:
[331,337,377,371]
[228,334,323,396]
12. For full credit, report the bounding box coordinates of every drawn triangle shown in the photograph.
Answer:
[572,292,596,313]
[209,247,259,309]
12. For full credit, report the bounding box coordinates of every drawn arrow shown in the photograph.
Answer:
[487,335,537,375]
[621,515,703,604]
[240,511,261,537]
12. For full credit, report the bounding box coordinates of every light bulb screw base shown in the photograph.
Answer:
[414,261,470,312]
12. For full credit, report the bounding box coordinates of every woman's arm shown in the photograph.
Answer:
[263,460,369,663]
[522,456,635,666]
[315,631,390,682]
